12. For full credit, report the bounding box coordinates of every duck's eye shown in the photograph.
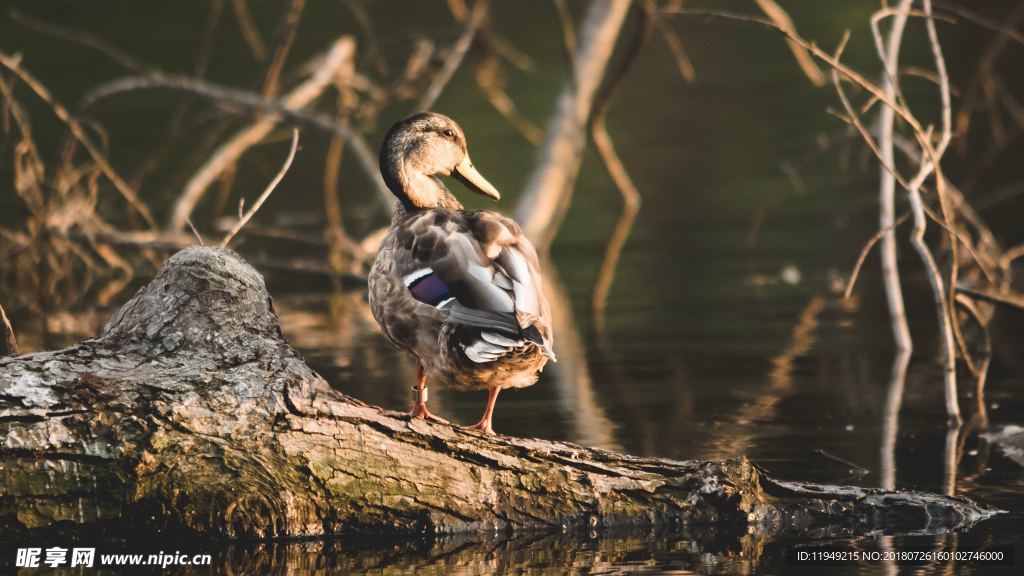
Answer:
[442,129,455,139]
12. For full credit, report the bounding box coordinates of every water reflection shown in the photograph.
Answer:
[880,351,909,491]
[31,520,1020,575]
[543,262,621,450]
[699,295,824,461]
[88,527,766,575]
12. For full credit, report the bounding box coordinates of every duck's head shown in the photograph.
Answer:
[379,112,501,210]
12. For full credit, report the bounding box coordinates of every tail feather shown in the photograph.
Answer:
[464,336,508,363]
[480,331,524,348]
[462,329,555,364]
[447,302,522,338]
[523,325,556,361]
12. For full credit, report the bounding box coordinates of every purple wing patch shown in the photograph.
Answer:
[406,271,453,307]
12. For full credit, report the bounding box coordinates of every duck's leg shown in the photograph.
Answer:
[410,359,448,423]
[466,386,501,434]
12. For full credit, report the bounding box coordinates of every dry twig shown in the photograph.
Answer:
[221,129,299,248]
[79,58,391,217]
[652,9,696,82]
[843,211,910,300]
[0,53,158,229]
[186,219,205,246]
[753,0,825,86]
[954,293,992,426]
[914,0,960,422]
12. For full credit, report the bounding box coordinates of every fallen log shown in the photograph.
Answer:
[0,246,999,541]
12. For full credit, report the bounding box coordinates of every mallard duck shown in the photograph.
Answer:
[368,112,555,434]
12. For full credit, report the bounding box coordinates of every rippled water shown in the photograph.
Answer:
[2,0,1024,573]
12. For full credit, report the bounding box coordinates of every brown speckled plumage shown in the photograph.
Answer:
[368,113,554,402]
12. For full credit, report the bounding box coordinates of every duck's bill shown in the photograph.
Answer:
[453,154,501,200]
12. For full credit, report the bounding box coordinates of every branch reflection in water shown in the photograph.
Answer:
[543,262,620,450]
[701,296,825,461]
[161,526,768,575]
[880,350,909,491]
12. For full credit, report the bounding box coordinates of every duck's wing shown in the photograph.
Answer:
[396,209,554,363]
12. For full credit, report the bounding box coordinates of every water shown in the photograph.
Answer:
[2,0,1024,573]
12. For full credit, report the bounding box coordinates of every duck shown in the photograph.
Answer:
[368,112,555,434]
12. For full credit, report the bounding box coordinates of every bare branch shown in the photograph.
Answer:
[516,0,633,248]
[260,0,305,97]
[753,0,825,86]
[922,0,961,422]
[552,0,579,70]
[666,3,962,422]
[1001,243,1024,269]
[873,0,914,352]
[652,11,696,82]
[661,8,939,147]
[231,0,267,61]
[955,285,1024,313]
[417,0,487,111]
[161,37,359,232]
[954,292,991,426]
[473,57,543,144]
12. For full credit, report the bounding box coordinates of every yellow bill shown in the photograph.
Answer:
[453,154,501,200]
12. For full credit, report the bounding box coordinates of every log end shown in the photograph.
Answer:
[99,246,287,357]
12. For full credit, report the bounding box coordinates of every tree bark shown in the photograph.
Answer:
[0,247,998,541]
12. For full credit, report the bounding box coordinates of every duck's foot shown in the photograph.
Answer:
[463,387,500,435]
[464,419,495,435]
[410,402,449,424]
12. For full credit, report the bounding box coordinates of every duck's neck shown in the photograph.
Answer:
[382,158,463,214]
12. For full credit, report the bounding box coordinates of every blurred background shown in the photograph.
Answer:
[2,0,1024,572]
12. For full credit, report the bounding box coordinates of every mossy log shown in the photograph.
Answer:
[0,247,999,541]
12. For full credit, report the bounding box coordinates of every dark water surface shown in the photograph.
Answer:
[2,0,1024,573]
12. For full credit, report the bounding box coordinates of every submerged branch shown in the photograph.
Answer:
[667,3,970,423]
